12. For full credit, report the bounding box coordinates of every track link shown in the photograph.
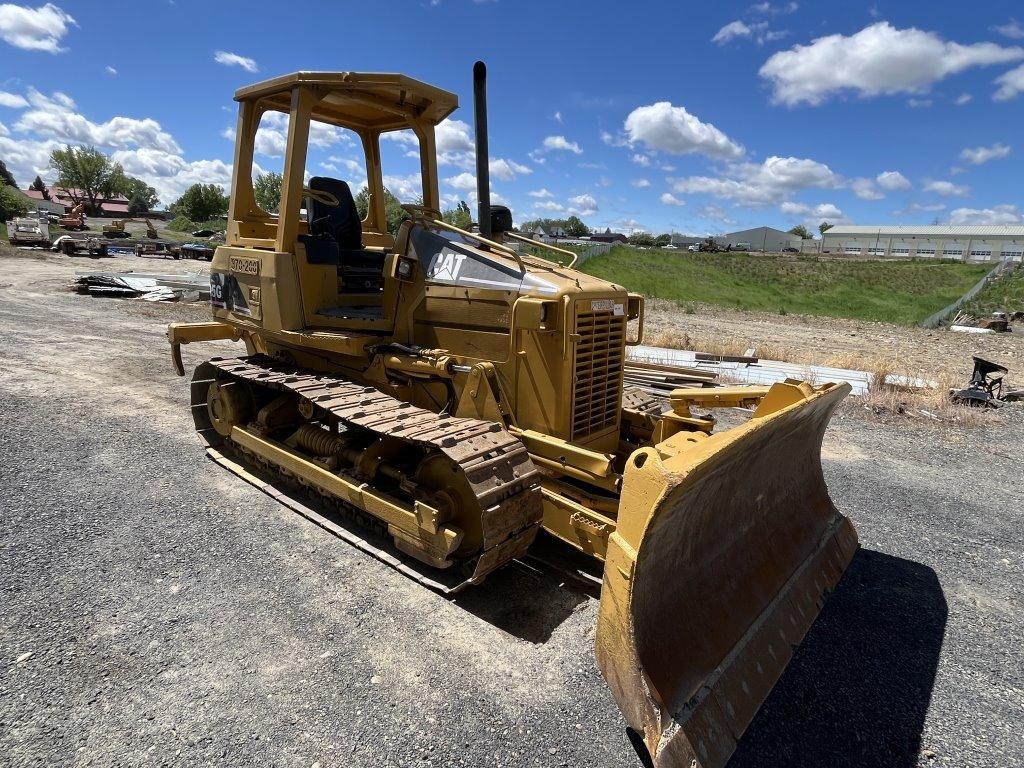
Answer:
[191,355,543,590]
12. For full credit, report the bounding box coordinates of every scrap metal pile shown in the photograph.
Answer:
[74,270,209,302]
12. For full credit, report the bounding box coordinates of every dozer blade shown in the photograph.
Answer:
[596,380,858,768]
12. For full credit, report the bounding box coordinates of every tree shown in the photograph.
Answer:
[441,200,472,229]
[122,177,158,212]
[253,171,283,213]
[30,175,50,200]
[49,146,123,215]
[173,183,229,222]
[0,159,18,188]
[354,186,406,235]
[788,224,811,240]
[818,221,834,236]
[653,233,672,247]
[628,232,655,247]
[0,184,29,221]
[564,215,591,238]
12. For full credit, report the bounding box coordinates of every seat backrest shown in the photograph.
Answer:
[309,177,362,251]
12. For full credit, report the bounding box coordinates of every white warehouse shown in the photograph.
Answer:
[821,225,1024,262]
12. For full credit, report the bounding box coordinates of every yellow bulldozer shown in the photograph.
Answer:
[168,63,857,767]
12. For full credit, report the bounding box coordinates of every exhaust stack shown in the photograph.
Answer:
[473,61,491,241]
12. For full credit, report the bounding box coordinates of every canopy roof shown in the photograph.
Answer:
[234,71,459,132]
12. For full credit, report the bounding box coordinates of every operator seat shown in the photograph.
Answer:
[306,176,386,294]
[309,176,361,249]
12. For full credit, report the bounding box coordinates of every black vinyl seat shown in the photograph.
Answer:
[304,177,386,294]
[309,176,362,250]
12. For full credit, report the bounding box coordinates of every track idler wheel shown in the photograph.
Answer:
[206,380,253,438]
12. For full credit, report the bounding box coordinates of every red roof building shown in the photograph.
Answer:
[23,186,131,216]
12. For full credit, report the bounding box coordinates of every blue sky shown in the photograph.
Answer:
[1,1,1023,235]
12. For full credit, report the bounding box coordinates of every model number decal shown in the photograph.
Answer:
[230,256,260,275]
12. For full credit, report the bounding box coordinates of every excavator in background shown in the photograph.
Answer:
[166,63,858,767]
[102,217,158,239]
[59,203,87,230]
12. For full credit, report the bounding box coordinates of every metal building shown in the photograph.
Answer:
[715,227,802,252]
[821,225,1024,262]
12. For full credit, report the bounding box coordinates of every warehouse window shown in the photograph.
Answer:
[943,246,963,257]
[969,248,992,258]
[892,247,910,255]
[868,247,886,256]
[1002,247,1023,260]
[916,246,936,256]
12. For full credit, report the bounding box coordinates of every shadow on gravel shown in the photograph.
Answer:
[727,548,947,768]
[450,535,600,644]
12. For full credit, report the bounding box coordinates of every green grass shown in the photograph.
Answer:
[961,263,1024,316]
[580,247,993,324]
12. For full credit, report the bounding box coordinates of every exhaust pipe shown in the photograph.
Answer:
[473,61,491,243]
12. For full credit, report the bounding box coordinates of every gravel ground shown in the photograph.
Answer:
[1,246,1022,767]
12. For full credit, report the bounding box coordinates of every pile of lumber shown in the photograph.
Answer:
[624,360,717,396]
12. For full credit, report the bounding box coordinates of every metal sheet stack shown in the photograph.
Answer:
[623,359,717,396]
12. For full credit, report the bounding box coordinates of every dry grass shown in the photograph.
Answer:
[643,326,1000,426]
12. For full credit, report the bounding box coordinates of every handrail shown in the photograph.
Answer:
[502,230,579,268]
[429,218,526,274]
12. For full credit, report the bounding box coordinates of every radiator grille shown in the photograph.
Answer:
[571,306,626,441]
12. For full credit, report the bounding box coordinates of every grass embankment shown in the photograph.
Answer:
[580,247,991,324]
[961,263,1024,316]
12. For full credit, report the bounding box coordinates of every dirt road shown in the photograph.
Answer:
[1,246,1021,767]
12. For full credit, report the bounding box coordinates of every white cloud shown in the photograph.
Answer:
[623,101,744,159]
[631,178,651,188]
[781,200,846,222]
[436,118,474,154]
[567,193,598,215]
[668,154,839,207]
[713,20,754,44]
[15,89,182,154]
[906,97,932,108]
[0,134,62,183]
[0,3,75,53]
[214,50,258,73]
[751,1,799,14]
[630,153,651,166]
[992,19,1024,40]
[923,179,969,197]
[994,64,1024,101]
[599,129,628,147]
[489,157,531,182]
[541,135,582,154]
[553,111,562,123]
[955,92,973,105]
[697,204,737,226]
[105,65,117,75]
[326,155,365,179]
[228,110,352,158]
[533,200,565,213]
[660,192,686,206]
[949,204,1022,225]
[444,172,477,192]
[712,19,785,45]
[0,120,7,137]
[111,147,233,203]
[960,142,1011,165]
[0,90,29,108]
[876,170,911,190]
[850,177,883,200]
[383,173,423,201]
[528,188,554,198]
[893,202,946,216]
[759,22,1024,106]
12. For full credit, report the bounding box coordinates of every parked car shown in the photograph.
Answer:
[782,246,799,253]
